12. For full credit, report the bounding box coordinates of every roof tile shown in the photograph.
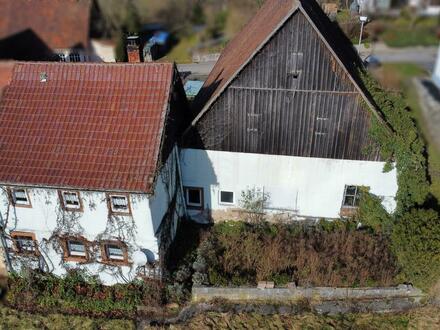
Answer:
[0,62,174,192]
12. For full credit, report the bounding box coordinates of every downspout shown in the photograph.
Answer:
[174,145,188,218]
[0,213,12,272]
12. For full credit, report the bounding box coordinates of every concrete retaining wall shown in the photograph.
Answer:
[192,285,424,303]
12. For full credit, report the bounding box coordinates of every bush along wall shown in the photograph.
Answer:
[5,269,164,319]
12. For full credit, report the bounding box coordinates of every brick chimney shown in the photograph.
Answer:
[126,35,141,63]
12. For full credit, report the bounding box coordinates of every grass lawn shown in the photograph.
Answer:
[0,306,134,330]
[372,63,440,202]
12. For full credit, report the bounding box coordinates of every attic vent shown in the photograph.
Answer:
[40,72,48,83]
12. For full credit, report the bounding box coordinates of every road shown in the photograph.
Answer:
[178,43,438,78]
[366,43,438,72]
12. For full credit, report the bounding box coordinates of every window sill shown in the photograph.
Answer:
[12,204,32,209]
[340,206,359,217]
[99,260,131,267]
[63,256,89,263]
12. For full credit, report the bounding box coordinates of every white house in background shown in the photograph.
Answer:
[0,62,188,284]
[181,0,398,222]
[433,44,440,88]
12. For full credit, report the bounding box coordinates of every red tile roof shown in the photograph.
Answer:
[0,0,91,50]
[0,62,175,193]
[0,61,14,93]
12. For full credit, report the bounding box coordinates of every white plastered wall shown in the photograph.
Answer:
[180,148,398,220]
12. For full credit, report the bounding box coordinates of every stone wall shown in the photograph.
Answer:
[192,285,425,303]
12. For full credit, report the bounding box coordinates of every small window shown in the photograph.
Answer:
[184,187,203,209]
[109,194,131,214]
[60,191,82,210]
[10,188,31,207]
[220,191,234,205]
[342,185,364,207]
[67,239,87,258]
[57,53,66,62]
[10,232,37,254]
[101,241,128,263]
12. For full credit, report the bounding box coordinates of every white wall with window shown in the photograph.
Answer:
[0,148,185,285]
[180,148,398,220]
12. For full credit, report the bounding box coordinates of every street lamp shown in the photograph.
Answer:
[358,16,368,47]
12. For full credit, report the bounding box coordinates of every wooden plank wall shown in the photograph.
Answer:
[190,10,380,161]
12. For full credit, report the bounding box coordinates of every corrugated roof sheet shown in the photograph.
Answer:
[0,0,91,50]
[0,62,174,193]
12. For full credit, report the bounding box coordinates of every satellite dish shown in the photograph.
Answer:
[132,250,148,267]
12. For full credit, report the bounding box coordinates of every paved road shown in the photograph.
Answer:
[368,43,438,72]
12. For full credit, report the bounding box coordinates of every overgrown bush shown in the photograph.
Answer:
[196,221,397,287]
[6,269,164,318]
[361,72,429,213]
[391,209,440,290]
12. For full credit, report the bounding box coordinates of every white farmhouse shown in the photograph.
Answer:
[181,0,398,221]
[0,62,188,284]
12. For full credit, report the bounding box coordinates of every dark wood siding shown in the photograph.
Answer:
[187,10,379,161]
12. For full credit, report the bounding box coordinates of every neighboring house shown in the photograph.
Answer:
[181,0,398,221]
[0,62,188,284]
[0,0,98,62]
[358,0,392,14]
[409,0,440,15]
[434,44,440,88]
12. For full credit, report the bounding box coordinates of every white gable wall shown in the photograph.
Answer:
[180,148,398,220]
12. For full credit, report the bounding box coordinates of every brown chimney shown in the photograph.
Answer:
[126,35,141,63]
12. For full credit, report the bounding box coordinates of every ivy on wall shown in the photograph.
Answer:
[361,72,430,213]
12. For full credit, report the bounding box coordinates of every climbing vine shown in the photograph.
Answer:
[361,72,429,213]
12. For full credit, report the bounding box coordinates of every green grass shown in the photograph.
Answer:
[161,34,200,63]
[378,16,439,47]
[0,306,134,330]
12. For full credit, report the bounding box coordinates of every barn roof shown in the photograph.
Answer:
[0,0,91,50]
[191,0,381,126]
[0,62,174,193]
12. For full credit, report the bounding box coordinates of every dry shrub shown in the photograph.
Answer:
[202,222,397,287]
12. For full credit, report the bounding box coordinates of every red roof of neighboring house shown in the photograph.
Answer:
[0,61,14,92]
[0,62,174,193]
[0,0,91,50]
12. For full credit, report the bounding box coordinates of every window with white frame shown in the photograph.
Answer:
[10,188,30,206]
[219,190,235,205]
[67,239,87,258]
[102,242,126,262]
[61,191,81,210]
[184,187,203,209]
[109,194,130,214]
[342,185,366,207]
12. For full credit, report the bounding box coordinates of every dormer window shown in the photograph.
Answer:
[108,194,131,215]
[59,191,82,211]
[9,188,31,207]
